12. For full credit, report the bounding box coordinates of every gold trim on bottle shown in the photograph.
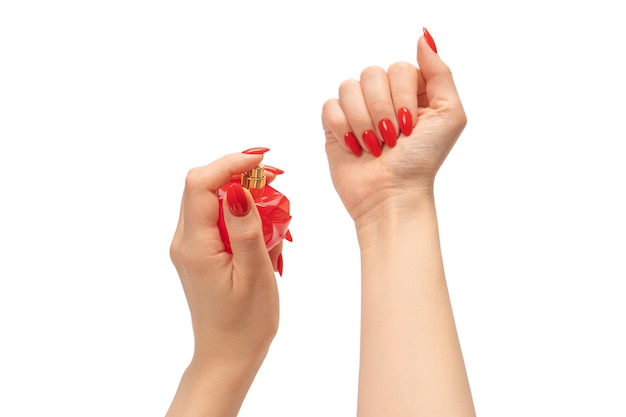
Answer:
[241,165,266,190]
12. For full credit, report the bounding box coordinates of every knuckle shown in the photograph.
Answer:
[338,79,360,97]
[176,242,203,268]
[443,106,467,134]
[184,167,203,191]
[387,61,413,75]
[367,97,388,114]
[233,228,262,249]
[360,65,385,81]
[345,109,371,127]
[321,98,335,116]
[394,91,415,104]
[322,106,345,132]
[456,109,468,130]
[264,316,279,339]
[444,64,454,77]
[169,230,183,265]
[169,242,179,265]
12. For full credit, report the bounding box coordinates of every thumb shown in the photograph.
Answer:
[417,27,464,112]
[223,182,274,279]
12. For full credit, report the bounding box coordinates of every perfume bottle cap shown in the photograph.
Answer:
[241,165,266,189]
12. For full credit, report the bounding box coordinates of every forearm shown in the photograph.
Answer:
[165,354,266,417]
[355,193,475,417]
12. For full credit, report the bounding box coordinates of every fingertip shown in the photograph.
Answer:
[344,132,363,157]
[378,118,397,148]
[263,165,285,175]
[416,29,450,76]
[268,241,284,275]
[415,30,462,111]
[422,27,438,53]
[277,253,283,277]
[225,182,251,217]
[242,147,270,155]
[362,130,383,157]
[397,107,414,137]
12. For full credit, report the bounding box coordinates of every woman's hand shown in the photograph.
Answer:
[322,30,476,417]
[166,149,282,417]
[322,28,467,223]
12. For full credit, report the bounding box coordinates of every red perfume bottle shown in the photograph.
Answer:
[217,164,291,253]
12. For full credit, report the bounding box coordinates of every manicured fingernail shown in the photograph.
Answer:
[344,132,362,157]
[362,130,382,157]
[263,165,285,175]
[285,229,293,242]
[423,27,438,53]
[242,147,270,155]
[378,118,397,148]
[226,183,250,217]
[277,253,284,277]
[398,107,413,136]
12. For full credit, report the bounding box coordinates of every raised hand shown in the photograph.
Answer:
[322,29,476,417]
[322,28,467,223]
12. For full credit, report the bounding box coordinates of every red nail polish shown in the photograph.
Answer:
[344,132,362,157]
[217,164,292,254]
[225,183,250,217]
[263,165,285,175]
[362,130,382,157]
[398,107,413,137]
[423,27,438,53]
[378,118,397,148]
[277,253,283,277]
[242,147,270,155]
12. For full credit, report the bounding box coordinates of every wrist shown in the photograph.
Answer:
[166,353,268,417]
[188,353,263,385]
[191,319,275,369]
[354,189,436,246]
[191,340,270,381]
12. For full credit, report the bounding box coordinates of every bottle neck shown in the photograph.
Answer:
[241,165,266,201]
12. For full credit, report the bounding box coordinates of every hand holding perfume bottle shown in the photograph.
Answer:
[167,149,286,416]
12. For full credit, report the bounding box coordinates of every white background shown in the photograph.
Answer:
[1,1,625,416]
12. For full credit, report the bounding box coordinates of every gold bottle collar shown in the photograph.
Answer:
[241,165,266,189]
